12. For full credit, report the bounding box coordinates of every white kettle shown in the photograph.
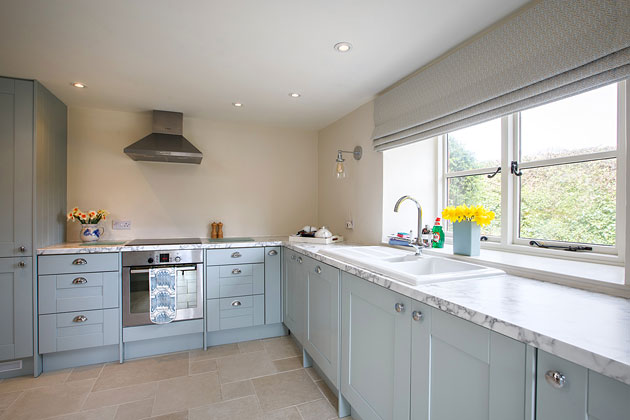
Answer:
[314,226,333,239]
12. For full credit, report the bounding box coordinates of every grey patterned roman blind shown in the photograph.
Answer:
[373,0,630,152]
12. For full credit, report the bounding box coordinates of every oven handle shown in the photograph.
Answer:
[129,266,197,274]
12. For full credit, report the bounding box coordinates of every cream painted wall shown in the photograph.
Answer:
[67,107,318,240]
[317,102,383,244]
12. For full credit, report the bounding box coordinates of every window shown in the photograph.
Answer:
[443,81,626,258]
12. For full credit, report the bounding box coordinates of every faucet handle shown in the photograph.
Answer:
[409,242,423,256]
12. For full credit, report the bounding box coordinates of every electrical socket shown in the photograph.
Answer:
[345,220,354,229]
[112,220,131,230]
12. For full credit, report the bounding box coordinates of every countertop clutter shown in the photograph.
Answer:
[38,238,630,386]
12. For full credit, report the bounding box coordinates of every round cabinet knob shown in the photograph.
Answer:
[174,256,181,262]
[297,257,303,264]
[147,257,154,264]
[394,302,405,313]
[545,370,566,389]
[18,261,26,268]
[19,246,26,252]
[315,266,322,274]
[412,311,423,321]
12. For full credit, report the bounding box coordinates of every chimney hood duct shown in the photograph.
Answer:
[124,110,202,164]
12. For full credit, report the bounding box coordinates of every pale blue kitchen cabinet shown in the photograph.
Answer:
[410,301,531,420]
[0,258,33,361]
[264,246,282,324]
[341,272,412,420]
[283,249,307,343]
[537,350,630,420]
[303,256,340,387]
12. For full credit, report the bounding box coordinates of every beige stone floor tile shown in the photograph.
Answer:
[151,371,221,416]
[304,367,321,382]
[83,382,158,410]
[0,390,22,408]
[262,337,300,360]
[220,379,254,401]
[44,406,117,420]
[0,370,71,393]
[188,395,262,420]
[237,340,264,354]
[297,398,338,420]
[258,406,302,420]
[66,364,104,383]
[315,380,338,409]
[93,353,188,392]
[188,359,217,375]
[272,357,302,373]
[1,378,95,420]
[217,351,276,384]
[113,398,154,420]
[145,411,188,420]
[252,369,322,412]
[189,344,238,361]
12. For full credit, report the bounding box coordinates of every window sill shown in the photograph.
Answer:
[384,242,628,298]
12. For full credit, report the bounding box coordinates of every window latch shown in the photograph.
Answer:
[529,240,593,252]
[487,167,501,179]
[510,161,523,176]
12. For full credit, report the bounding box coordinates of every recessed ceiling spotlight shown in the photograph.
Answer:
[232,102,243,107]
[71,82,87,88]
[334,42,352,53]
[289,93,301,98]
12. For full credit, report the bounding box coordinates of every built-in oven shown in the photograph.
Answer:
[122,249,203,327]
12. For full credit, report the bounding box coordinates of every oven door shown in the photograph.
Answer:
[122,263,204,327]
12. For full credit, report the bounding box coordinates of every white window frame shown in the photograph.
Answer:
[441,80,627,265]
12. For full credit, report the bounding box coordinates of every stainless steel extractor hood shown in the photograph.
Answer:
[124,110,202,164]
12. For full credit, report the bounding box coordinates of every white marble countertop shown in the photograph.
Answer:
[38,239,630,385]
[283,242,630,386]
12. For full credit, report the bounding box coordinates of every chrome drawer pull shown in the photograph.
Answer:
[268,250,278,256]
[394,303,405,313]
[232,268,242,275]
[315,266,322,274]
[18,261,26,268]
[72,258,87,265]
[545,370,566,389]
[231,300,242,307]
[19,246,26,252]
[412,311,423,321]
[72,277,88,285]
[73,315,88,323]
[231,252,242,258]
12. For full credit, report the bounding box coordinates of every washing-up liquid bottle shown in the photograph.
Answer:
[432,218,445,248]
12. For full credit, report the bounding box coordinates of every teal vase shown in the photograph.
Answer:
[453,220,480,256]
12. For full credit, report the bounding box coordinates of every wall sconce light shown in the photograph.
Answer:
[336,146,362,179]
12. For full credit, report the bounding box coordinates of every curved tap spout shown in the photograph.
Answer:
[393,195,423,251]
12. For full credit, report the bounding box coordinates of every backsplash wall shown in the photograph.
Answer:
[67,107,318,241]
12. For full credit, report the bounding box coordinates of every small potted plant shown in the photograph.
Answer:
[67,207,109,242]
[442,205,494,256]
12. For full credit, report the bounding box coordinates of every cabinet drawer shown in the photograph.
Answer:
[207,264,264,299]
[39,308,119,354]
[206,248,264,266]
[38,253,119,275]
[206,295,264,332]
[38,272,119,315]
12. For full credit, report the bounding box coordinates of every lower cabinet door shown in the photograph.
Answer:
[341,272,411,420]
[304,258,339,387]
[39,308,119,354]
[285,252,307,344]
[537,350,630,420]
[0,257,33,361]
[412,307,528,420]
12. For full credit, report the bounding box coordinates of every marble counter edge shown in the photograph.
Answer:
[283,242,630,386]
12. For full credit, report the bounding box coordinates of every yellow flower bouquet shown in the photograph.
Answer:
[67,208,109,225]
[441,205,495,256]
[442,205,495,227]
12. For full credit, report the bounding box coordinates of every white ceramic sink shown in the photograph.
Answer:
[319,246,504,285]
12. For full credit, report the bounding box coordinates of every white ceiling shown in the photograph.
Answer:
[0,0,530,130]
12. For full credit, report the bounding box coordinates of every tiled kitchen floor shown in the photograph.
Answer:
[0,336,351,420]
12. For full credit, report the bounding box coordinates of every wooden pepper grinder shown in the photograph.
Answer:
[217,222,224,238]
[211,222,218,239]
